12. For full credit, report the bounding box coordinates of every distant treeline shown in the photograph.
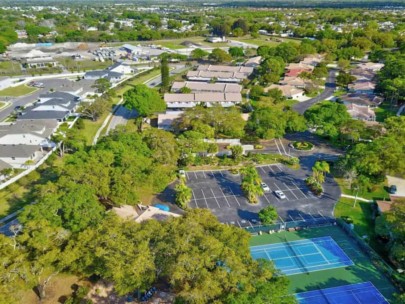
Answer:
[220,1,405,9]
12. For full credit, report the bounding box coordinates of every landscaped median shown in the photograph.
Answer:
[0,84,37,97]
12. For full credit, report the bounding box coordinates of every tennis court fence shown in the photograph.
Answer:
[337,218,404,292]
[244,217,335,234]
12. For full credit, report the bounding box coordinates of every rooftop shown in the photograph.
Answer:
[164,93,242,103]
[0,144,39,158]
[171,81,242,93]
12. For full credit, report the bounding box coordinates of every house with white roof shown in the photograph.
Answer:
[171,81,242,93]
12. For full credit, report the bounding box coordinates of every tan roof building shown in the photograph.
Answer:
[345,103,376,121]
[164,93,242,108]
[350,68,376,81]
[340,93,383,108]
[279,77,307,88]
[376,200,393,213]
[197,65,254,74]
[357,62,384,72]
[301,55,323,66]
[348,81,376,93]
[267,84,305,99]
[158,111,184,130]
[171,81,242,93]
[286,62,314,72]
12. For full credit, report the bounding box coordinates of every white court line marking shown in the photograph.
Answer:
[284,182,299,199]
[201,189,209,208]
[210,189,221,208]
[312,242,331,265]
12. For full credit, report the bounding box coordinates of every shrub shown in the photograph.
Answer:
[292,141,314,151]
[254,144,264,150]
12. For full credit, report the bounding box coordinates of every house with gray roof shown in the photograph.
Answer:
[0,144,42,169]
[0,120,58,148]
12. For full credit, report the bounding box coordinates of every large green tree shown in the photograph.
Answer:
[123,84,166,132]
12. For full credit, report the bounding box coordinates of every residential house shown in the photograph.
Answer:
[279,77,307,89]
[340,93,383,108]
[0,120,58,148]
[0,144,42,169]
[164,93,242,109]
[301,55,323,67]
[350,68,376,81]
[84,70,124,83]
[171,81,242,93]
[107,62,135,74]
[18,91,80,122]
[157,111,184,130]
[267,84,305,99]
[357,62,384,72]
[348,81,376,94]
[345,103,376,121]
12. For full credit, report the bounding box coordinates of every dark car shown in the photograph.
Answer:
[389,185,397,194]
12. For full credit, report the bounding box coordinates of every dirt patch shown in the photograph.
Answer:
[20,274,85,304]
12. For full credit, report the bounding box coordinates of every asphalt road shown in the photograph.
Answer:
[145,64,187,88]
[105,65,188,133]
[293,69,337,115]
[0,78,95,122]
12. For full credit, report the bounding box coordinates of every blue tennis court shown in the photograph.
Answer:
[250,236,353,275]
[296,282,389,304]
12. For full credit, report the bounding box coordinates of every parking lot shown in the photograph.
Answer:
[185,164,339,228]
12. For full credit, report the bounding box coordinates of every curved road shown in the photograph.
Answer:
[293,69,337,115]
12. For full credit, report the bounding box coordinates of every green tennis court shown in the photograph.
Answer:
[250,225,397,302]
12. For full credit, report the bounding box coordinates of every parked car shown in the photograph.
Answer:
[261,182,270,192]
[274,190,286,199]
[179,169,186,178]
[389,185,397,194]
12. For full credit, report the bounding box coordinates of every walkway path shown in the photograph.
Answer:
[396,104,405,116]
[340,194,373,202]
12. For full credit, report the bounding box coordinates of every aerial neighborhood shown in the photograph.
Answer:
[0,1,404,304]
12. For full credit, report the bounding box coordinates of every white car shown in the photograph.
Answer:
[274,190,286,199]
[261,182,270,192]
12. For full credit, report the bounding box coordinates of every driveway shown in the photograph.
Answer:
[293,69,337,115]
[106,105,137,134]
[144,64,188,88]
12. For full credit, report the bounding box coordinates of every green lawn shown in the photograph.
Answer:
[0,85,37,97]
[335,177,390,201]
[250,225,397,301]
[57,58,112,72]
[0,61,22,76]
[374,102,398,122]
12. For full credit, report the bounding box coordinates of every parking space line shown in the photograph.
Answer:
[268,165,275,174]
[201,189,209,208]
[262,193,272,205]
[299,214,306,221]
[259,166,266,174]
[274,139,282,155]
[318,211,326,220]
[193,172,198,179]
[227,187,241,206]
[288,214,295,221]
[291,182,309,199]
[210,189,221,208]
[219,188,231,207]
[283,183,299,199]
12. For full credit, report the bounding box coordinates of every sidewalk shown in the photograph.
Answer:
[341,194,373,202]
